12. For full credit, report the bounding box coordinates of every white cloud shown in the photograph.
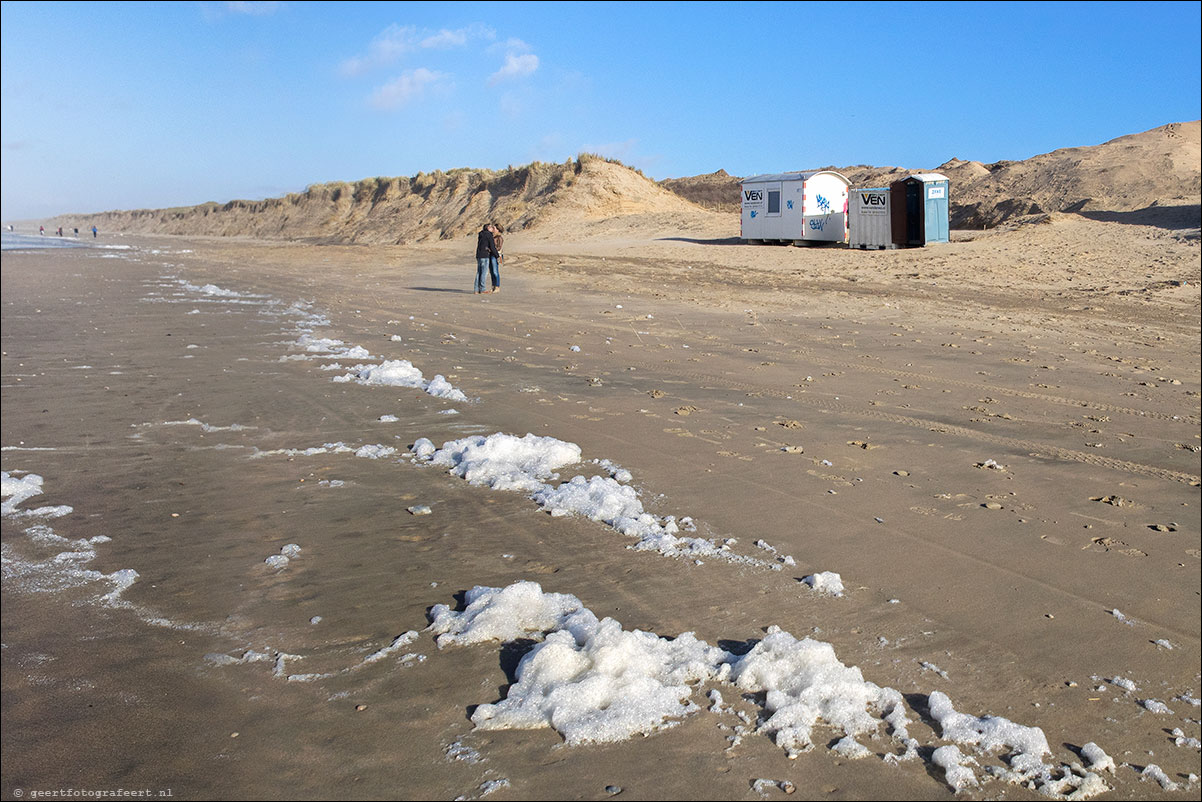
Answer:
[369,68,449,110]
[421,29,468,48]
[489,52,539,85]
[224,1,281,14]
[342,23,495,77]
[489,37,533,54]
[421,24,494,49]
[341,24,418,77]
[200,1,281,21]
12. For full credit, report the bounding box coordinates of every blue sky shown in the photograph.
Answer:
[2,0,1199,220]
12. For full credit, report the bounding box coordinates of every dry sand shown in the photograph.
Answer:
[2,208,1199,800]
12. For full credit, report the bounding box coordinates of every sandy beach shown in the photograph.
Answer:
[2,210,1199,800]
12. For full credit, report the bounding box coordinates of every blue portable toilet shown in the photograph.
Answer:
[890,173,949,246]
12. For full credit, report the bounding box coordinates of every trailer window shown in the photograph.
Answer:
[767,190,781,215]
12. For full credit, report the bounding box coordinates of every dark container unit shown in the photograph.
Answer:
[890,173,950,246]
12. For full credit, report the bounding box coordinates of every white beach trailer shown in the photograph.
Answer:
[740,171,850,245]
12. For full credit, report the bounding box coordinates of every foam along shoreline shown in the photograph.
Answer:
[428,580,1113,798]
[411,432,798,568]
[1,470,137,606]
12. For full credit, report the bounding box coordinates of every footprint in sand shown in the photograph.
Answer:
[1085,536,1147,557]
[1091,494,1136,507]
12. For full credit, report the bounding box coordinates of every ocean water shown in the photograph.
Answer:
[2,231,91,251]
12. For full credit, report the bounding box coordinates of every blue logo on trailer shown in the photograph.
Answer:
[786,200,793,210]
[816,194,831,213]
[749,210,757,218]
[809,218,825,230]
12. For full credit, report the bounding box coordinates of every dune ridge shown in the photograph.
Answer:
[55,154,699,245]
[662,122,1201,228]
[53,122,1200,240]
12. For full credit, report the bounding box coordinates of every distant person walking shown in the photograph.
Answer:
[39,225,45,235]
[475,223,499,294]
[92,225,98,238]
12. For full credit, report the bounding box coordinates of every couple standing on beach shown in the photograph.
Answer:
[474,222,503,294]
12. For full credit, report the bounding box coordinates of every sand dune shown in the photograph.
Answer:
[661,122,1201,229]
[949,121,1201,227]
[54,121,1200,244]
[54,154,700,245]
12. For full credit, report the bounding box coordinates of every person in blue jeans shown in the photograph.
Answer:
[474,223,500,293]
[490,226,504,292]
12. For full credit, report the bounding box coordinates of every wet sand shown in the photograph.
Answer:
[2,222,1199,800]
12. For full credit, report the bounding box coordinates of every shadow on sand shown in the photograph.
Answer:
[407,286,475,294]
[1073,203,1200,237]
[655,236,747,246]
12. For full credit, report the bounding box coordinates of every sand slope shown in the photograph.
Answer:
[950,121,1201,227]
[660,122,1201,229]
[56,155,703,245]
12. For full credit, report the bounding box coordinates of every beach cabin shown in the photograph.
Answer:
[848,187,895,250]
[741,171,850,245]
[890,173,950,246]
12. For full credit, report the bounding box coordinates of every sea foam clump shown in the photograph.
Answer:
[2,471,46,513]
[802,571,845,596]
[431,584,911,752]
[926,691,1108,798]
[1080,742,1115,773]
[429,581,586,647]
[932,744,979,791]
[2,471,138,606]
[430,581,1104,796]
[175,279,263,299]
[533,475,728,560]
[471,616,727,745]
[335,359,468,402]
[0,471,72,519]
[728,626,911,757]
[413,433,762,565]
[928,690,1050,759]
[415,434,582,492]
[292,334,370,360]
[430,581,728,745]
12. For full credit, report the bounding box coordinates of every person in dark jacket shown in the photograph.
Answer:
[490,225,504,292]
[475,223,500,293]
